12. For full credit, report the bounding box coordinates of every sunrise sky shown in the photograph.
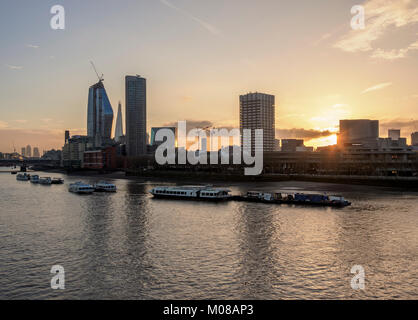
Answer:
[0,0,417,152]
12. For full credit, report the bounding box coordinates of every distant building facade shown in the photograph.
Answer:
[412,132,418,146]
[87,80,114,147]
[62,135,91,168]
[240,92,275,152]
[281,139,304,152]
[125,75,147,156]
[388,129,401,140]
[338,119,379,148]
[21,147,26,157]
[33,147,40,158]
[26,145,32,158]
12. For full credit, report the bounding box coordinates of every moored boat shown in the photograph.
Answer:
[51,178,64,184]
[16,173,30,181]
[238,191,351,207]
[39,177,52,185]
[69,182,94,194]
[150,186,231,201]
[94,181,117,192]
[30,175,40,183]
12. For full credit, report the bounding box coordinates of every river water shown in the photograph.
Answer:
[0,169,417,299]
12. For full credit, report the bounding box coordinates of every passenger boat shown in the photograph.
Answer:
[51,178,64,184]
[30,175,40,183]
[39,177,52,185]
[239,191,351,207]
[68,182,95,194]
[16,173,30,181]
[94,181,117,192]
[150,186,231,201]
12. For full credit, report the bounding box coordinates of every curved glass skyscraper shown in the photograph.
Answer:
[87,80,114,147]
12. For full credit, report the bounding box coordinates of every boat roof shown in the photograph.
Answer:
[153,186,230,192]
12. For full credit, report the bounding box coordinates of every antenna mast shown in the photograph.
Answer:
[90,61,104,82]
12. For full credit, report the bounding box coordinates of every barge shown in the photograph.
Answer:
[150,186,351,207]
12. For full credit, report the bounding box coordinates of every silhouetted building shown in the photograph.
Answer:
[62,136,92,168]
[21,147,26,157]
[65,130,70,144]
[87,80,114,147]
[33,147,40,158]
[26,145,32,158]
[412,132,418,146]
[388,129,401,140]
[126,75,147,156]
[338,119,379,148]
[281,139,304,152]
[240,92,275,152]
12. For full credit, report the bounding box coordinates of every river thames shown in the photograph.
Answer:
[0,169,417,299]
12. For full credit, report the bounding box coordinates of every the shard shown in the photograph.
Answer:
[115,101,124,142]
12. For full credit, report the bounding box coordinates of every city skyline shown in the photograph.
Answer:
[1,0,418,152]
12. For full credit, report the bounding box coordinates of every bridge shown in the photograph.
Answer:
[0,159,59,171]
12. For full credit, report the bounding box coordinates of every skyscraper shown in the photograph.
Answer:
[26,145,32,158]
[125,75,147,156]
[33,147,40,158]
[240,92,275,152]
[115,101,124,142]
[87,80,114,147]
[21,147,26,157]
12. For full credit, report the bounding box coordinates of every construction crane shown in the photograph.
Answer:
[90,61,104,82]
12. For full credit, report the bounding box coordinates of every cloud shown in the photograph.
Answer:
[362,82,392,94]
[5,64,23,70]
[41,118,53,123]
[160,0,221,35]
[0,121,8,129]
[380,119,418,130]
[334,0,418,58]
[26,44,40,49]
[14,120,28,124]
[371,40,418,60]
[276,128,334,141]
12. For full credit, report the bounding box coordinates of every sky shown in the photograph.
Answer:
[0,0,417,152]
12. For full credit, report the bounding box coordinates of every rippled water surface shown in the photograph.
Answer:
[0,169,417,299]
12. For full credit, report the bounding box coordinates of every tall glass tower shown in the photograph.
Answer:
[125,75,147,156]
[87,80,114,147]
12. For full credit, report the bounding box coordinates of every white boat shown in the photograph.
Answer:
[94,181,117,192]
[30,175,40,183]
[150,185,231,201]
[39,177,52,185]
[16,173,30,181]
[68,182,95,194]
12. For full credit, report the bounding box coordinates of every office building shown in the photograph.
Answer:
[281,139,305,152]
[26,145,32,158]
[33,147,40,158]
[21,147,26,157]
[412,132,418,146]
[388,129,401,140]
[125,75,147,156]
[87,80,114,147]
[240,92,275,152]
[338,119,379,147]
[115,101,124,142]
